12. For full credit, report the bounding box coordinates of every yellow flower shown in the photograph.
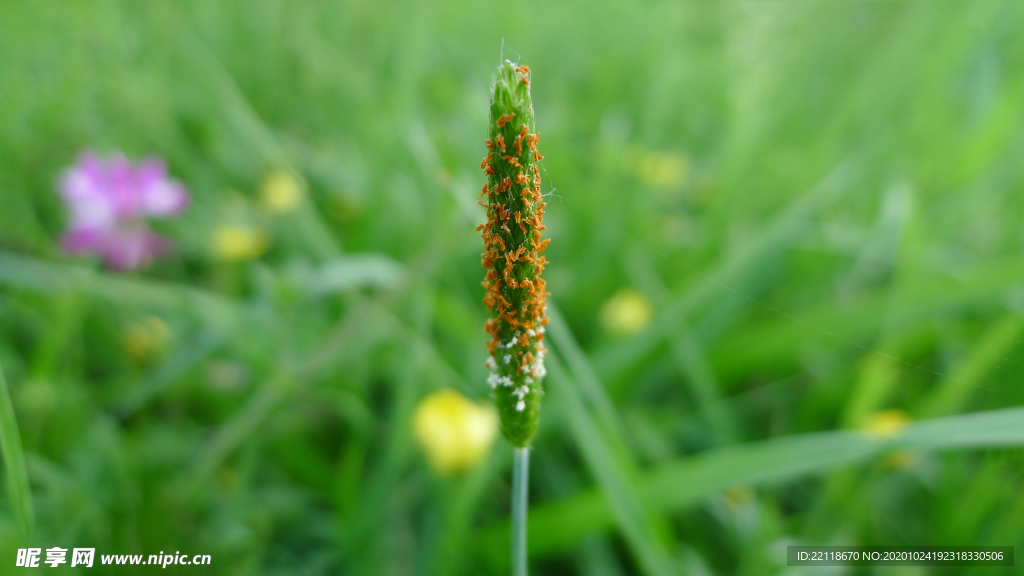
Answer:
[600,288,654,336]
[724,486,754,510]
[212,225,269,261]
[862,409,911,438]
[123,316,171,360]
[260,170,302,214]
[884,449,919,470]
[623,146,690,189]
[638,152,688,188]
[413,389,498,474]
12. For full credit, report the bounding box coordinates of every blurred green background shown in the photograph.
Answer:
[3,0,1024,574]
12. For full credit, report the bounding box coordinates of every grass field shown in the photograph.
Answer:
[3,1,1024,574]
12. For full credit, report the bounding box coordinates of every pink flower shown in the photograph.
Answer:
[60,152,189,270]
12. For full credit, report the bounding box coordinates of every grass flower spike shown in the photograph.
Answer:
[479,61,549,448]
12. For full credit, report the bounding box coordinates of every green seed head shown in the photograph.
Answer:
[479,61,550,448]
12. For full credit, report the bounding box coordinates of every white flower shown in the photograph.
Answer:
[531,360,547,379]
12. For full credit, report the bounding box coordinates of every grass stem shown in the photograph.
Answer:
[511,447,530,576]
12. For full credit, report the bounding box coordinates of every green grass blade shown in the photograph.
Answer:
[546,302,631,456]
[176,16,341,261]
[840,333,910,428]
[116,330,225,417]
[0,362,33,542]
[179,376,294,498]
[622,249,739,444]
[483,405,1024,557]
[0,252,244,326]
[595,159,855,381]
[917,314,1023,418]
[668,331,738,444]
[548,352,679,576]
[289,255,407,296]
[709,258,1024,380]
[896,406,1024,449]
[426,444,508,576]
